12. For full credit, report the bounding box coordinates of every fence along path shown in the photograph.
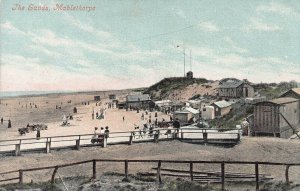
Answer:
[0,159,299,191]
[0,128,241,155]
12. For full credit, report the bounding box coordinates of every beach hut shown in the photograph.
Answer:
[201,106,215,120]
[94,96,101,101]
[212,100,232,117]
[173,107,199,124]
[109,94,116,100]
[253,97,300,138]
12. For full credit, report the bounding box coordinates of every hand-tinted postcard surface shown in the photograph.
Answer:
[0,0,299,190]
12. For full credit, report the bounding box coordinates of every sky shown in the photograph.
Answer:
[0,0,300,91]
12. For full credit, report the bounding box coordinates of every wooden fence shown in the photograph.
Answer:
[0,159,299,191]
[0,128,241,156]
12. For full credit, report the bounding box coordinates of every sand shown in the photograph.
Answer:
[0,91,169,140]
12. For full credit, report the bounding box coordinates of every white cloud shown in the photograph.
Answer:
[224,37,248,54]
[198,21,220,32]
[257,2,300,19]
[245,17,281,32]
[1,21,26,35]
[63,13,122,49]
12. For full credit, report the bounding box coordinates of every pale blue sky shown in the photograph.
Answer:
[1,0,299,91]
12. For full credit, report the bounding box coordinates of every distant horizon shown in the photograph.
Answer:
[1,76,299,94]
[1,0,299,91]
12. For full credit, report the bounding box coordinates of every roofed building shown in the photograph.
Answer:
[218,78,254,98]
[126,94,152,109]
[212,100,232,117]
[253,97,300,138]
[279,88,300,99]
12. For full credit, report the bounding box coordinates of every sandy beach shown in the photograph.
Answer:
[0,91,170,140]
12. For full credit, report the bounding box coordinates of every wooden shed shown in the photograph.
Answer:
[253,97,300,138]
[94,96,101,101]
[109,94,116,100]
[126,94,152,109]
[212,100,232,117]
[218,78,254,98]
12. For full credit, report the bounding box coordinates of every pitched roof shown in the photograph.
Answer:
[213,100,232,108]
[268,97,299,105]
[126,94,150,102]
[184,107,199,114]
[219,80,244,88]
[280,88,300,97]
[293,88,300,95]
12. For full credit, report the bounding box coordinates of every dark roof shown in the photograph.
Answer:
[126,94,151,102]
[256,97,299,105]
[280,88,300,97]
[219,80,244,88]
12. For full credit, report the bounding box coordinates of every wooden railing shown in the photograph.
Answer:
[0,128,241,156]
[0,159,299,191]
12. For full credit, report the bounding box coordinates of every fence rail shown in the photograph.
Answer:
[0,128,241,155]
[0,159,299,191]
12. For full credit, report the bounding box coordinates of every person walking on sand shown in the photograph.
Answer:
[8,120,11,128]
[123,116,125,121]
[1,117,3,124]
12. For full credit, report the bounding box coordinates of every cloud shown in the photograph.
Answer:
[198,21,220,32]
[257,2,300,19]
[1,21,26,35]
[245,17,281,32]
[63,13,122,49]
[224,37,248,54]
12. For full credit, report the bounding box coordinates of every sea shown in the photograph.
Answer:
[0,91,75,98]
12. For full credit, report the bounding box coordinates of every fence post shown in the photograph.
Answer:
[157,160,162,183]
[255,162,259,191]
[221,162,225,191]
[76,139,80,150]
[190,162,193,181]
[15,144,21,156]
[46,138,51,153]
[129,135,133,145]
[93,160,97,179]
[125,160,128,179]
[154,131,160,143]
[103,136,107,148]
[203,132,208,145]
[19,170,23,188]
[285,165,290,186]
[51,166,58,187]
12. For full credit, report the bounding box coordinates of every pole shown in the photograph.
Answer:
[190,49,192,71]
[183,48,185,77]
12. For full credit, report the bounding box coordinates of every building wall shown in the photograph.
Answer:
[253,103,280,134]
[242,84,255,97]
[202,107,215,120]
[127,101,150,109]
[279,101,300,132]
[220,106,231,116]
[218,84,254,98]
[173,113,191,124]
[253,101,299,138]
[218,88,238,98]
[214,105,231,117]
